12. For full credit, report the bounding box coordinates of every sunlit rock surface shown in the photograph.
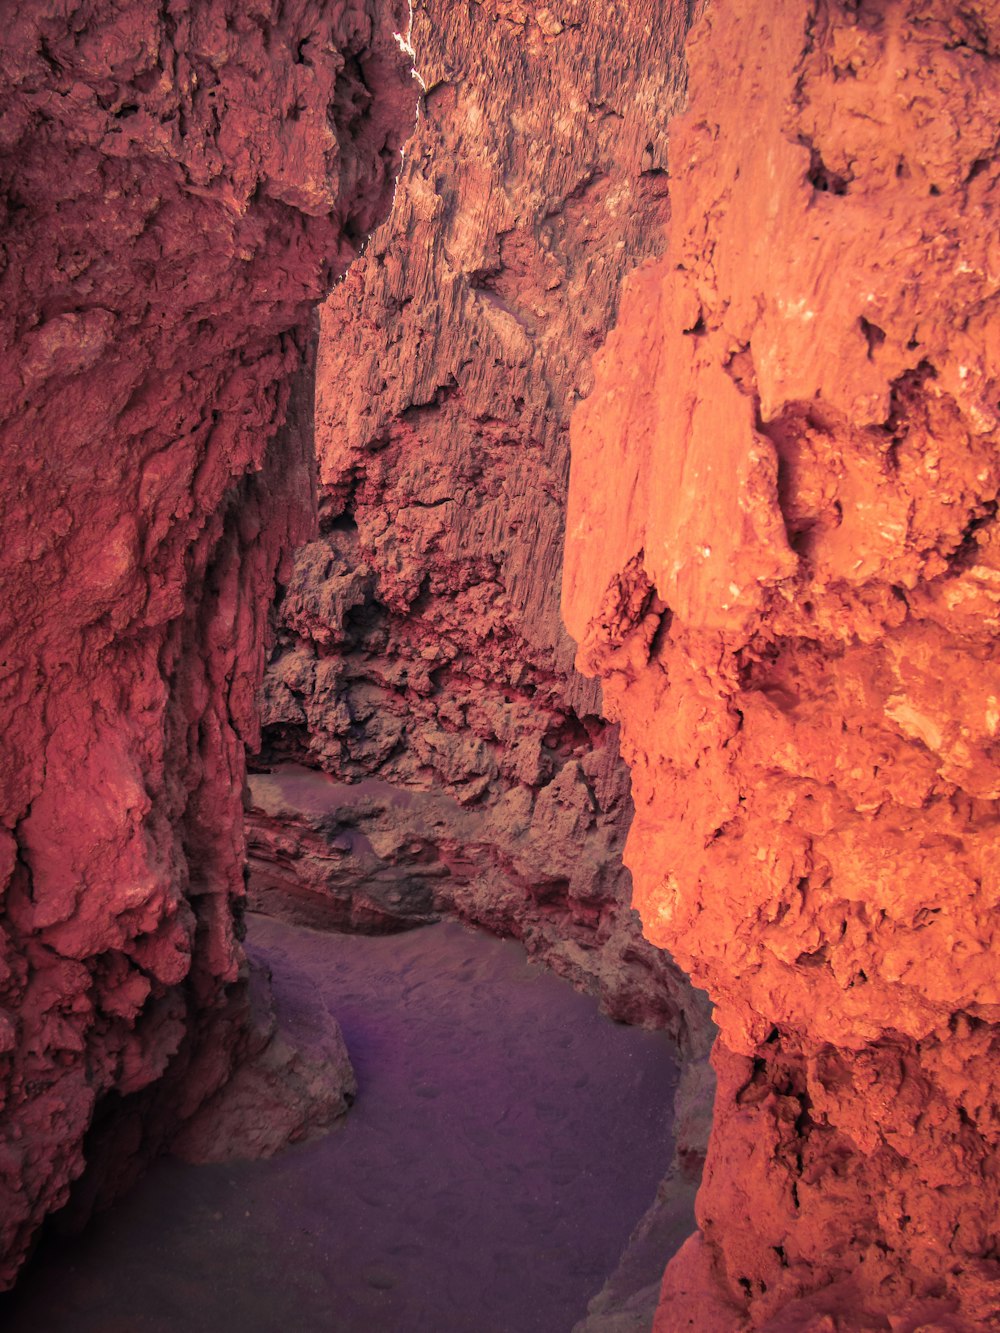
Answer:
[563,2,1000,1328]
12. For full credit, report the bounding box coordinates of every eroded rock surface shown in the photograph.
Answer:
[257,0,712,1041]
[0,0,414,1286]
[563,2,1000,1328]
[248,762,704,1039]
[170,941,356,1166]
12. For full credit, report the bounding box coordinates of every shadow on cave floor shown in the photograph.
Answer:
[1,916,682,1333]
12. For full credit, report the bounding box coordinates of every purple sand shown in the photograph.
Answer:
[1,916,682,1332]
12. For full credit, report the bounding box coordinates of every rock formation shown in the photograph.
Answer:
[563,1,1000,1328]
[255,0,713,1047]
[0,0,415,1286]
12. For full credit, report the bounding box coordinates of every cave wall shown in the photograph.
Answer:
[254,0,713,1043]
[563,1,1000,1328]
[0,0,415,1286]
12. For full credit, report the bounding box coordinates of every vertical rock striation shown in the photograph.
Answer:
[0,0,415,1286]
[257,0,712,1042]
[564,1,1000,1328]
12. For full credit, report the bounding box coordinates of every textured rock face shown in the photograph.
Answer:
[258,0,712,1039]
[248,762,704,1038]
[564,1,1000,1328]
[170,936,357,1166]
[0,0,414,1286]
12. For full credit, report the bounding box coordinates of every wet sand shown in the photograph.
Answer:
[1,916,680,1333]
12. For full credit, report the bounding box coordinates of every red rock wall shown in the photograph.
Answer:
[0,0,415,1286]
[256,0,713,1041]
[564,1,1000,1328]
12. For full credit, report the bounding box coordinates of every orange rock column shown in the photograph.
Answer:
[563,1,1000,1327]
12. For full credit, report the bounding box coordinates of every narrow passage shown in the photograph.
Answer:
[2,917,680,1332]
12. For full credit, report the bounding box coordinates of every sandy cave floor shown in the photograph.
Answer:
[1,915,682,1332]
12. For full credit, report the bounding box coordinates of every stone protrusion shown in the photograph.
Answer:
[563,2,1000,1328]
[0,0,416,1287]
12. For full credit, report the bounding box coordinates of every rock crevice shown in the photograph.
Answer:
[256,0,713,1049]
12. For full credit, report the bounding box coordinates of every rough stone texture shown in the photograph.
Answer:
[257,0,713,1042]
[171,931,357,1165]
[248,761,705,1040]
[563,1,1000,1329]
[0,0,414,1287]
